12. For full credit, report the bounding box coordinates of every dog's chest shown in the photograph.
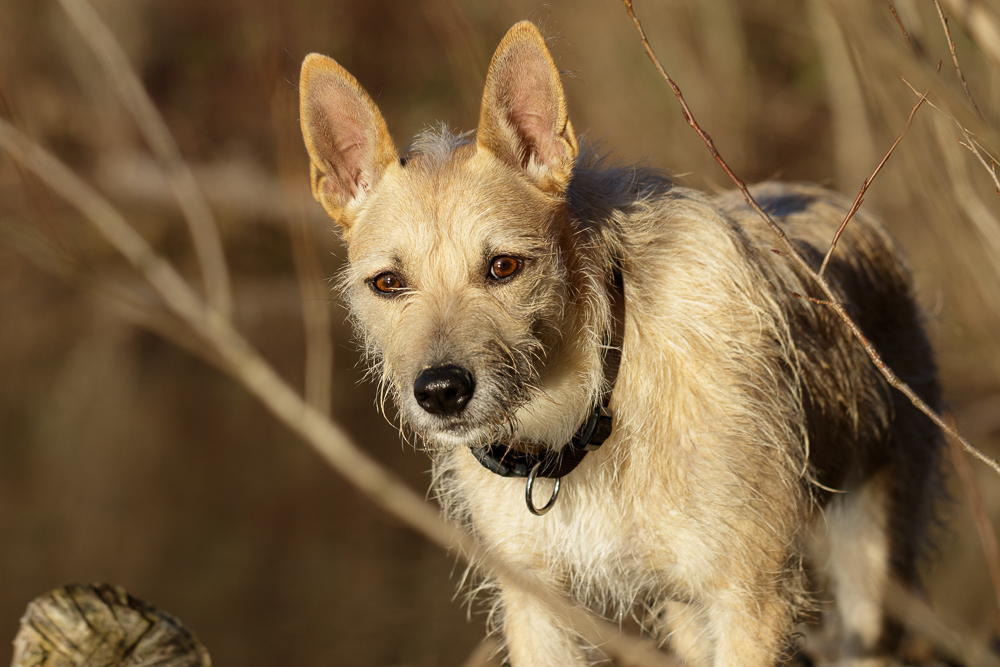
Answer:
[450,451,679,600]
[546,497,660,601]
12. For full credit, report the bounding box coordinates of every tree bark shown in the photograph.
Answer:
[10,584,211,667]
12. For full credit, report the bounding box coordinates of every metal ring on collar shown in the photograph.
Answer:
[525,462,561,515]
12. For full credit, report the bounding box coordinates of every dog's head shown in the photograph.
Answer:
[300,22,602,451]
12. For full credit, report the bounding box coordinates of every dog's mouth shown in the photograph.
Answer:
[394,338,542,452]
[399,366,529,452]
[412,418,502,452]
[440,420,468,432]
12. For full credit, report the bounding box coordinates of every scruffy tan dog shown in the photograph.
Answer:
[299,21,944,667]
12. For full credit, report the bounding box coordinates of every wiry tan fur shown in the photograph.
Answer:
[299,21,944,667]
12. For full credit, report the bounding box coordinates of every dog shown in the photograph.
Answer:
[298,20,944,667]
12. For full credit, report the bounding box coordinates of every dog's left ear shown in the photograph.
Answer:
[477,22,578,193]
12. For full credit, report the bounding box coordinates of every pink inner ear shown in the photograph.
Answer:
[508,73,555,167]
[497,45,564,170]
[305,77,376,200]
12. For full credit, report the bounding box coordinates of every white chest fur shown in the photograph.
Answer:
[443,445,708,614]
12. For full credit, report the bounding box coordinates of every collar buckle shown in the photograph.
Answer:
[574,404,614,452]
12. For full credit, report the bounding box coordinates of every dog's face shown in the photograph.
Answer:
[341,145,571,449]
[300,23,588,450]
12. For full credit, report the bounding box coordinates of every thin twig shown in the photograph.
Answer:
[0,116,676,667]
[886,0,916,53]
[267,69,334,417]
[459,639,502,667]
[791,292,834,307]
[940,0,1000,81]
[935,0,984,119]
[818,93,926,277]
[899,82,1000,617]
[885,578,1000,666]
[621,0,1000,480]
[56,0,233,319]
[901,78,1000,191]
[902,78,1000,278]
[947,418,1000,619]
[0,217,225,371]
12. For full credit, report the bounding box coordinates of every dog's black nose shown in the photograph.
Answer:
[413,365,475,416]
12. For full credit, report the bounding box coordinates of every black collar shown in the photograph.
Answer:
[470,267,625,481]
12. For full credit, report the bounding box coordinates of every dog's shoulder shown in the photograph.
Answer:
[565,148,674,221]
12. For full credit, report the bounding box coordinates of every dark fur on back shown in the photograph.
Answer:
[721,184,945,579]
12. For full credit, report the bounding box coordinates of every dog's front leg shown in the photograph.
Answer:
[498,584,589,667]
[706,588,796,667]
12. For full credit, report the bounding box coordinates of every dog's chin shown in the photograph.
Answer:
[420,425,495,452]
[401,408,503,453]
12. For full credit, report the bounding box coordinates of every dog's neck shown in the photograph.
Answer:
[470,265,624,480]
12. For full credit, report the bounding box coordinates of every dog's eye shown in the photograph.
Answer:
[372,272,405,294]
[489,256,520,281]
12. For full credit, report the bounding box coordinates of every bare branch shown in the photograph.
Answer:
[0,217,225,371]
[934,0,984,119]
[458,639,502,667]
[0,119,210,333]
[901,79,1000,190]
[825,1,1000,168]
[902,78,1000,279]
[947,419,1000,622]
[818,92,926,278]
[940,0,1000,77]
[620,0,1000,480]
[886,0,916,53]
[56,0,233,319]
[886,578,1000,667]
[267,74,334,417]
[894,79,1000,628]
[791,292,834,307]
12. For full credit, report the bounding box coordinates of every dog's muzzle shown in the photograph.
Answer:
[413,365,475,416]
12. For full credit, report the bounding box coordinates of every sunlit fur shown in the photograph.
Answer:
[300,21,945,667]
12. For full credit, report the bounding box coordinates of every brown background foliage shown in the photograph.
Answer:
[1,0,999,665]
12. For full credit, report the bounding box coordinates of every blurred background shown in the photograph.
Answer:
[1,0,1000,665]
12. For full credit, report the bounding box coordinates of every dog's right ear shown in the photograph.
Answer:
[299,54,397,227]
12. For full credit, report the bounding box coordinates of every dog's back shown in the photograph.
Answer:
[720,183,944,655]
[717,182,943,500]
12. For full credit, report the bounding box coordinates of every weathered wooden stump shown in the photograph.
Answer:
[10,584,211,667]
